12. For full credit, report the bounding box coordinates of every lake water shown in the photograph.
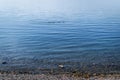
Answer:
[0,10,120,74]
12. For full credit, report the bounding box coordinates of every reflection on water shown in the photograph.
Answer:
[0,10,120,74]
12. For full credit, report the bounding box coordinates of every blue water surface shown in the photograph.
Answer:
[0,10,120,73]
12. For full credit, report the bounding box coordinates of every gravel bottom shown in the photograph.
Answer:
[0,73,120,80]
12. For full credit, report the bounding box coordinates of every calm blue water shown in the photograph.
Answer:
[0,10,120,73]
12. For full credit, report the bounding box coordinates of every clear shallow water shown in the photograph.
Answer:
[0,11,120,74]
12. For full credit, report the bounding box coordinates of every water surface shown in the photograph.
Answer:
[0,10,120,74]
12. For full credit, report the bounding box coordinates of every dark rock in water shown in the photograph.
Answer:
[47,21,65,24]
[2,62,7,64]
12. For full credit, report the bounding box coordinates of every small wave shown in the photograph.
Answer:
[45,21,65,24]
[29,19,66,25]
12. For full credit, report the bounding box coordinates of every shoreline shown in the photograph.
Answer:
[0,66,120,78]
[0,73,120,80]
[0,61,120,79]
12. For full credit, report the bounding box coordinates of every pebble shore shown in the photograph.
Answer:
[0,73,120,80]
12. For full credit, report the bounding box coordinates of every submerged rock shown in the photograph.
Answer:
[58,65,64,68]
[2,62,7,64]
